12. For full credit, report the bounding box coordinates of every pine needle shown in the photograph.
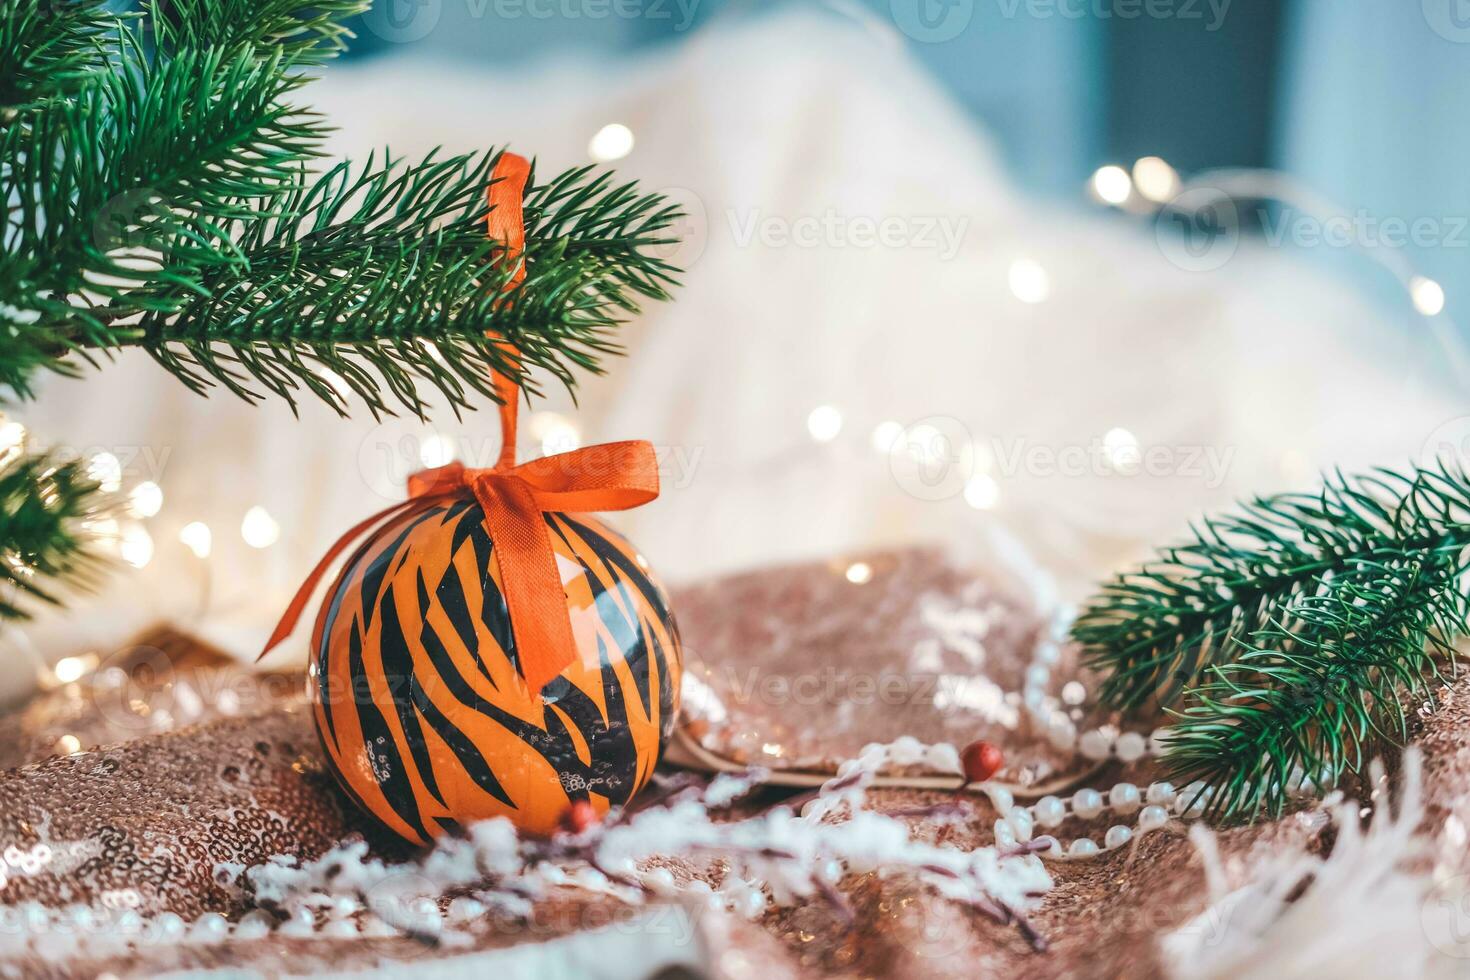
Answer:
[1073,464,1470,821]
[0,451,107,622]
[0,1,683,416]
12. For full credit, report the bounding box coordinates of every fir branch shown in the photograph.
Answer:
[1074,464,1470,821]
[0,451,106,622]
[0,0,121,109]
[0,0,683,416]
[144,0,371,62]
[1,41,326,387]
[120,151,681,417]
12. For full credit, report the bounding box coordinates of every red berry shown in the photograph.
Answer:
[961,741,1003,784]
[560,800,600,835]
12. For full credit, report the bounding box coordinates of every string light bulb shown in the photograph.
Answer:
[964,474,1000,510]
[418,433,456,469]
[53,655,88,684]
[1131,156,1180,203]
[241,506,280,549]
[129,481,163,518]
[588,123,635,162]
[86,452,123,492]
[0,420,25,457]
[1090,165,1132,206]
[529,412,581,456]
[1007,258,1050,304]
[807,405,843,443]
[180,521,212,559]
[1410,275,1446,317]
[119,525,154,568]
[871,420,903,453]
[1103,427,1141,469]
[316,367,353,401]
[844,561,874,584]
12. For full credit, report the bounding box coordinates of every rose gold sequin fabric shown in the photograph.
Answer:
[0,705,363,919]
[0,554,1449,977]
[672,547,1106,787]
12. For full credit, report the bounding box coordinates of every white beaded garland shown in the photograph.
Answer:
[1138,804,1170,832]
[1071,788,1104,820]
[924,742,963,774]
[1078,729,1114,761]
[1007,807,1034,843]
[1067,837,1099,858]
[1176,783,1210,817]
[815,596,1218,867]
[1114,731,1147,763]
[188,912,230,944]
[234,910,273,940]
[984,785,1015,815]
[1033,795,1066,828]
[1046,716,1077,750]
[1146,781,1175,806]
[889,735,924,765]
[1108,782,1141,814]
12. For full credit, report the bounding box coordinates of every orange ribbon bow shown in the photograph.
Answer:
[260,153,661,695]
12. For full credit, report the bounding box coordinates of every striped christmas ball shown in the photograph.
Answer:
[306,497,682,843]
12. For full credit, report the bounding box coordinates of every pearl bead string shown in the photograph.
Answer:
[851,589,1341,861]
[846,603,1219,862]
[850,736,1202,863]
[1018,605,1168,767]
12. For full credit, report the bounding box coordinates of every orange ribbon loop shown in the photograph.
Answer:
[261,153,661,695]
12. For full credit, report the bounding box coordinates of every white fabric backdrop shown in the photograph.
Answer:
[9,5,1464,702]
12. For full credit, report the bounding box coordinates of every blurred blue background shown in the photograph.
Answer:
[339,0,1468,337]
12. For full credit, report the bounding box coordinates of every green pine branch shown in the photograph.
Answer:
[0,0,683,622]
[145,0,371,61]
[0,0,121,110]
[0,450,106,622]
[1073,464,1470,821]
[81,150,678,417]
[2,41,325,397]
[1,0,683,416]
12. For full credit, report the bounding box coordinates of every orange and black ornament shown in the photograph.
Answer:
[262,153,682,844]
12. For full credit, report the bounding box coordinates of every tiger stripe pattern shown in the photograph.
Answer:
[307,499,682,844]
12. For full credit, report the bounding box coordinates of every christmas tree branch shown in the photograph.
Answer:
[0,0,121,110]
[1,42,325,392]
[0,451,106,622]
[144,0,371,62]
[112,151,679,417]
[1,2,683,415]
[1074,465,1470,821]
